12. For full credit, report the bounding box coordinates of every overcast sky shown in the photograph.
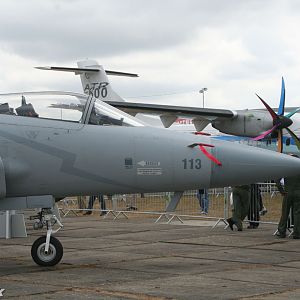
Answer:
[0,0,300,109]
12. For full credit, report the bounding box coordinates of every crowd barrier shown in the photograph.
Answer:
[58,182,293,230]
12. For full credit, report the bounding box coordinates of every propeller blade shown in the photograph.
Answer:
[286,127,300,151]
[252,124,279,141]
[256,94,279,121]
[285,107,300,119]
[278,77,285,116]
[277,129,283,153]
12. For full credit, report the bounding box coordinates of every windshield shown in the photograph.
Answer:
[0,91,145,127]
[90,96,145,127]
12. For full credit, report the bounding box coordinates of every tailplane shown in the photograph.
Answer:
[36,59,138,102]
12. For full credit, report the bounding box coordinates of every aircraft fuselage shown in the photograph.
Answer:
[1,114,299,200]
[0,115,212,197]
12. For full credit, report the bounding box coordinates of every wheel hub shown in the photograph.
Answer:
[37,243,57,263]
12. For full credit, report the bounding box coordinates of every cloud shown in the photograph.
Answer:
[0,0,274,61]
[0,0,300,111]
[0,0,208,61]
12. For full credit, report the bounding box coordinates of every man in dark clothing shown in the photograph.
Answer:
[227,185,250,231]
[276,175,300,239]
[84,194,107,216]
[248,184,262,229]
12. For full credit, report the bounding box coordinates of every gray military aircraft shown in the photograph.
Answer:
[1,82,300,267]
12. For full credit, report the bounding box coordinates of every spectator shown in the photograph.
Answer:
[84,194,107,216]
[227,185,250,231]
[197,189,209,214]
[248,184,262,229]
[275,157,300,239]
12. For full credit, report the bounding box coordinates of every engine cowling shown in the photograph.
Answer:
[212,110,273,137]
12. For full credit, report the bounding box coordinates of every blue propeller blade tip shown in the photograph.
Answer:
[278,77,286,116]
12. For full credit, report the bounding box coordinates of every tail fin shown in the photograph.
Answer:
[36,59,138,102]
[77,60,128,101]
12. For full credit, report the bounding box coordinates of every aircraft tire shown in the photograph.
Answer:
[31,236,63,266]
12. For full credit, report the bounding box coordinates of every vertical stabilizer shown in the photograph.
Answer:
[77,60,124,102]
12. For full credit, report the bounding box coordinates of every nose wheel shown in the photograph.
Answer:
[31,236,63,266]
[30,208,64,266]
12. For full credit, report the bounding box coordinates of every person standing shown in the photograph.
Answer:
[99,194,107,216]
[227,185,250,231]
[197,189,209,214]
[276,171,300,239]
[248,184,262,229]
[77,195,86,211]
[84,194,107,216]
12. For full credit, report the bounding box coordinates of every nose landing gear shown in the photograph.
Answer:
[30,209,63,266]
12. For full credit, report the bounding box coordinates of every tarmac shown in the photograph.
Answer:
[1,213,300,299]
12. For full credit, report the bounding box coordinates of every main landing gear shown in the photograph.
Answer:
[30,209,63,266]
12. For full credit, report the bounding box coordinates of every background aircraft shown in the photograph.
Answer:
[37,60,300,154]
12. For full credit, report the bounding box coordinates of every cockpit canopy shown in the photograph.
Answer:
[0,92,145,127]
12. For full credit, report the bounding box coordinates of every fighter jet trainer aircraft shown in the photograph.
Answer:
[1,74,300,267]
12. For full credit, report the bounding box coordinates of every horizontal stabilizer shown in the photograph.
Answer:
[105,70,138,77]
[35,66,138,77]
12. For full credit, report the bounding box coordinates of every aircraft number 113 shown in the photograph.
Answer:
[182,158,201,169]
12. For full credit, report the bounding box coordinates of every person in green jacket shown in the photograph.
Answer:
[276,173,300,239]
[227,185,250,231]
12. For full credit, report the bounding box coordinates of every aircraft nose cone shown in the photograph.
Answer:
[210,140,300,188]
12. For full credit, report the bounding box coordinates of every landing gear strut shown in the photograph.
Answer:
[30,209,63,266]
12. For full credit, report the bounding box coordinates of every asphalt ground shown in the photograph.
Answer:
[1,214,300,299]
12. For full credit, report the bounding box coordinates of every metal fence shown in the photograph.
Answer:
[58,182,284,225]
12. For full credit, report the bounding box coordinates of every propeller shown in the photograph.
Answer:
[253,77,300,153]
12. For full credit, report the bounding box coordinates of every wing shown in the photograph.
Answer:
[104,101,236,130]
